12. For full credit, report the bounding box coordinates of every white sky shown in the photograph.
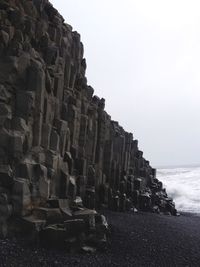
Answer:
[50,0,200,167]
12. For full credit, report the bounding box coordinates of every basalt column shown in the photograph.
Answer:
[0,0,177,237]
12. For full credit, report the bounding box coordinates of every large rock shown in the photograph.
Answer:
[0,165,13,188]
[12,178,31,216]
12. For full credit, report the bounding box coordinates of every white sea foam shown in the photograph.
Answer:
[157,166,200,213]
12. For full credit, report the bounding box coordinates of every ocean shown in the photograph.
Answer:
[157,166,200,214]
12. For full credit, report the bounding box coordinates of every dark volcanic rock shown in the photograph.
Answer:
[0,0,177,245]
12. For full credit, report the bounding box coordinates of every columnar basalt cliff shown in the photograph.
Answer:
[0,0,176,244]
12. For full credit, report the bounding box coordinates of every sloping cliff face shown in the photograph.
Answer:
[0,0,176,238]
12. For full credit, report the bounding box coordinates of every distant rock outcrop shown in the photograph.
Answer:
[0,0,177,248]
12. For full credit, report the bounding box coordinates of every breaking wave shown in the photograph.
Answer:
[157,166,200,213]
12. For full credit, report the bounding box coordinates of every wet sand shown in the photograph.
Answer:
[0,211,200,266]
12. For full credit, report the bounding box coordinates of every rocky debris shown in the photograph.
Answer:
[0,0,177,250]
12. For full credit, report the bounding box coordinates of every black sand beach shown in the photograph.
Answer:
[0,211,200,267]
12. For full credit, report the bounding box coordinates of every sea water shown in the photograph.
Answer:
[157,166,200,213]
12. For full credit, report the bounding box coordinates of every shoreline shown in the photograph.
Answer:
[1,211,200,266]
[178,211,200,217]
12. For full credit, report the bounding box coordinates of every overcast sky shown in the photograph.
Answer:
[51,0,200,167]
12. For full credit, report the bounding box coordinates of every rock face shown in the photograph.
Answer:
[0,0,177,243]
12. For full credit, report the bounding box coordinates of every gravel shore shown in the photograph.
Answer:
[0,211,200,267]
